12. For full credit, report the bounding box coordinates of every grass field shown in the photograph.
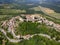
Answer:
[0,9,26,15]
[50,13,60,19]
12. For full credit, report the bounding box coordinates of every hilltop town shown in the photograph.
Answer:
[0,14,60,43]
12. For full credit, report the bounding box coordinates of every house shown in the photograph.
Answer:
[1,20,7,27]
[22,34,31,40]
[25,15,34,22]
[15,16,24,22]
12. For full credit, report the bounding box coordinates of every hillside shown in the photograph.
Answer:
[0,14,60,45]
[0,0,60,45]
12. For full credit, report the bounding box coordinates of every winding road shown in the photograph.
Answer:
[0,28,22,43]
[0,28,60,43]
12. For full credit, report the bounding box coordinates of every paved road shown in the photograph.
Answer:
[0,28,22,43]
[0,28,60,43]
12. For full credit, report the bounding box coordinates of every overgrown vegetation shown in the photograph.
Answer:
[16,22,60,40]
[6,35,60,45]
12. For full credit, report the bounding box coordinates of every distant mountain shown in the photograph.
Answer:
[0,0,14,4]
[0,0,60,4]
